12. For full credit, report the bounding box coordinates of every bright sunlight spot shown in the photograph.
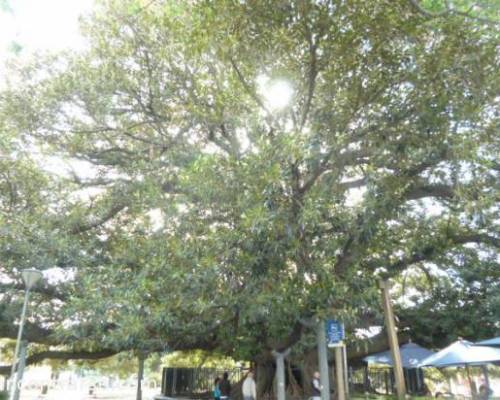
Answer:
[257,75,293,110]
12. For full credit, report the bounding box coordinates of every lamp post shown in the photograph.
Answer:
[9,269,43,400]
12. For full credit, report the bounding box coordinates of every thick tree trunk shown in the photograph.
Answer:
[256,360,275,400]
[300,348,318,398]
[251,352,306,400]
[230,374,244,400]
[286,360,302,398]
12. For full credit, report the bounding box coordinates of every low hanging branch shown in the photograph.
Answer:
[0,282,67,301]
[0,320,55,346]
[0,348,118,376]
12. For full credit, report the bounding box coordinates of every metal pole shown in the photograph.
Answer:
[276,353,286,400]
[385,371,389,395]
[481,365,490,394]
[317,321,331,400]
[136,353,145,400]
[172,368,177,395]
[379,280,406,400]
[273,349,291,400]
[335,345,346,400]
[13,342,27,400]
[9,288,31,400]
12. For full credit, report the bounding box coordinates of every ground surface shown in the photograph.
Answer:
[19,387,159,400]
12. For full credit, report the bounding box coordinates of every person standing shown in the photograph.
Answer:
[220,371,231,400]
[213,377,221,400]
[242,370,257,400]
[312,371,322,400]
[479,381,492,400]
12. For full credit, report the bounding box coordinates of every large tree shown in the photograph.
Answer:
[0,0,498,392]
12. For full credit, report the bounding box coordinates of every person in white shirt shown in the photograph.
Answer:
[242,370,257,400]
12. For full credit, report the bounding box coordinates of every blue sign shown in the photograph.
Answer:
[326,319,344,346]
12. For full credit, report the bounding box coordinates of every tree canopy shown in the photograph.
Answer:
[0,0,498,373]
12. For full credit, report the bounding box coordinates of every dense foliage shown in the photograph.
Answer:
[0,0,498,373]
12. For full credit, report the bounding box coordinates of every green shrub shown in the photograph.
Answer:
[0,391,7,400]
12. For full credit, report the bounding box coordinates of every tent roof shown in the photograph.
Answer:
[419,340,500,367]
[476,336,500,347]
[363,342,435,369]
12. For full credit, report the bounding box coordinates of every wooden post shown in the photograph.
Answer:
[379,280,406,400]
[342,344,349,397]
[335,345,346,400]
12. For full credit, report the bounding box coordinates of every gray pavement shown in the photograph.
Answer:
[19,388,159,400]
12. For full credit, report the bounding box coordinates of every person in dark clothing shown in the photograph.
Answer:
[213,377,221,400]
[220,372,231,400]
[479,382,492,400]
[312,371,322,400]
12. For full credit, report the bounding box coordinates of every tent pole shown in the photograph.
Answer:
[465,365,475,398]
[481,365,489,392]
[363,365,368,392]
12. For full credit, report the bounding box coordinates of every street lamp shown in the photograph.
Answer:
[9,269,43,400]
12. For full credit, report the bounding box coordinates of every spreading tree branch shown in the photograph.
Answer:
[299,149,368,194]
[408,0,499,25]
[69,202,127,234]
[406,184,455,200]
[299,30,319,131]
[229,58,271,117]
[385,233,499,274]
[0,349,118,376]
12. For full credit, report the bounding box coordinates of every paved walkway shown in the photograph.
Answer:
[20,388,159,400]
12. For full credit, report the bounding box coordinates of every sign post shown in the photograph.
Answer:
[326,320,346,400]
[334,345,346,400]
[317,321,331,400]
